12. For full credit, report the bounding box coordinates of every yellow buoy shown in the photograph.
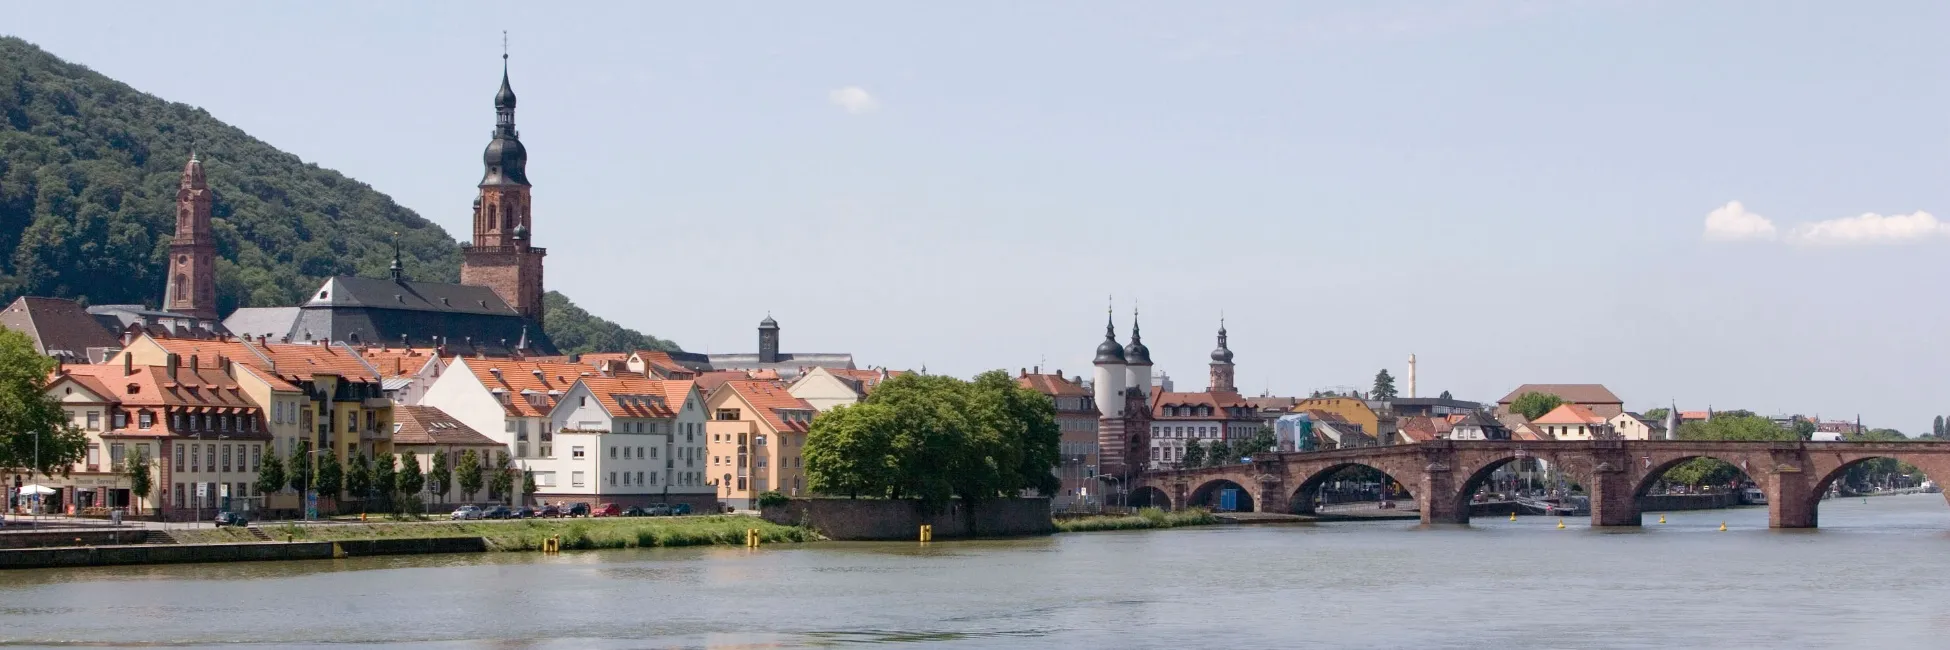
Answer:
[1509,512,1517,522]
[1658,514,1666,524]
[1557,519,1565,529]
[1719,522,1727,531]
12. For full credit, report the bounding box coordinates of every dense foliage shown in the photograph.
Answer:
[0,37,673,352]
[543,291,679,356]
[1509,391,1565,421]
[0,328,85,475]
[1658,414,1799,486]
[803,370,1061,511]
[1371,369,1397,401]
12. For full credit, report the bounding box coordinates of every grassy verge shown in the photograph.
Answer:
[1053,507,1218,533]
[256,516,818,551]
[165,527,264,544]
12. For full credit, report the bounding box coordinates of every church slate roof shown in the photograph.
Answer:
[274,276,555,356]
[222,307,301,340]
[705,352,855,379]
[0,297,120,361]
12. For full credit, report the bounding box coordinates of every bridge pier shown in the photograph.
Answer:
[1768,466,1816,528]
[1587,458,1640,527]
[1420,461,1465,524]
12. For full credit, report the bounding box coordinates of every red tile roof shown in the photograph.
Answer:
[1017,373,1090,398]
[718,380,817,433]
[1151,388,1252,420]
[695,370,757,393]
[61,363,267,439]
[1532,403,1608,425]
[576,376,693,419]
[463,358,623,418]
[828,368,903,395]
[391,405,501,447]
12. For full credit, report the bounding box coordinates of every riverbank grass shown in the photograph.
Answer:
[1053,507,1217,533]
[242,516,817,551]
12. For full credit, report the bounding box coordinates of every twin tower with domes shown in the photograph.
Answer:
[1089,307,1236,478]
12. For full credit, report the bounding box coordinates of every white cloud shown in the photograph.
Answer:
[827,86,879,114]
[1787,211,1949,246]
[1702,201,1777,241]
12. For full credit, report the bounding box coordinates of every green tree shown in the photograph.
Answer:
[1239,427,1278,456]
[286,441,312,494]
[1935,415,1944,438]
[372,453,397,510]
[1644,407,1670,422]
[521,469,536,505]
[1791,417,1817,440]
[253,453,284,500]
[315,451,344,501]
[1510,392,1565,421]
[1657,415,1801,487]
[1205,440,1233,467]
[346,452,374,511]
[1372,369,1397,401]
[0,330,86,476]
[397,453,425,499]
[124,447,152,514]
[456,449,483,502]
[1438,390,1452,400]
[804,371,1061,511]
[1178,440,1206,469]
[428,449,452,503]
[488,450,514,504]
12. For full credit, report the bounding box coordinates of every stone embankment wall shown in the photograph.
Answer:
[1637,492,1743,512]
[0,536,486,570]
[761,498,1053,540]
[0,529,147,549]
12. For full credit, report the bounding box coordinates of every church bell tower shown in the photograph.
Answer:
[165,154,218,320]
[460,49,547,326]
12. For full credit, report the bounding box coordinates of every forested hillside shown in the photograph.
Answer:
[0,37,675,354]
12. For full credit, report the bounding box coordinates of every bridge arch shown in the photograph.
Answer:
[1631,453,1765,499]
[1187,478,1256,512]
[1804,454,1950,527]
[1452,454,1553,522]
[1129,485,1173,510]
[1291,462,1416,516]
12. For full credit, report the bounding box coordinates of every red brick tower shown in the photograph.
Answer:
[1209,318,1236,393]
[165,155,218,320]
[460,53,546,326]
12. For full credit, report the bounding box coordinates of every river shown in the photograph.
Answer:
[4,495,1950,649]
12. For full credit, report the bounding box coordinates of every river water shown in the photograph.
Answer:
[4,495,1950,649]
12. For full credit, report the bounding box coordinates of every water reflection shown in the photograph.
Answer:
[1,496,1947,648]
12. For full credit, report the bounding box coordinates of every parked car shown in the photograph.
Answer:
[591,503,623,517]
[450,505,484,521]
[213,511,249,527]
[482,505,513,519]
[566,503,591,517]
[538,504,564,518]
[514,507,538,519]
[671,503,692,515]
[623,506,649,517]
[645,503,673,516]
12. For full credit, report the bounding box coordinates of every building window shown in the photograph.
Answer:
[635,471,643,485]
[251,445,261,471]
[174,483,185,508]
[572,446,585,460]
[190,444,200,472]
[636,447,644,459]
[716,408,740,421]
[140,412,152,429]
[86,411,100,430]
[517,443,528,458]
[175,445,185,472]
[610,446,617,459]
[207,445,216,473]
[608,472,616,486]
[86,444,99,468]
[571,471,585,487]
[222,445,232,473]
[109,443,126,467]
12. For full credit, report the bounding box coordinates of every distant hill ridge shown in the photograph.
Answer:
[0,36,675,355]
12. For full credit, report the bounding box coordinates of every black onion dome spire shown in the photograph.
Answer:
[1094,305,1126,365]
[1209,317,1234,363]
[480,51,530,187]
[1123,307,1152,365]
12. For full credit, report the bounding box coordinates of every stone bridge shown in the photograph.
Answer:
[1133,440,1950,528]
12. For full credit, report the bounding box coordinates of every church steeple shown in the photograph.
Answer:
[165,153,217,320]
[1208,316,1235,393]
[462,40,548,326]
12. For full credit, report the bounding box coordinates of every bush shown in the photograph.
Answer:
[756,491,790,508]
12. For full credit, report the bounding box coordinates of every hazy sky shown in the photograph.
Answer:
[9,1,1949,431]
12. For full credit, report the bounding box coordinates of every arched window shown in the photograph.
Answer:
[172,274,187,303]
